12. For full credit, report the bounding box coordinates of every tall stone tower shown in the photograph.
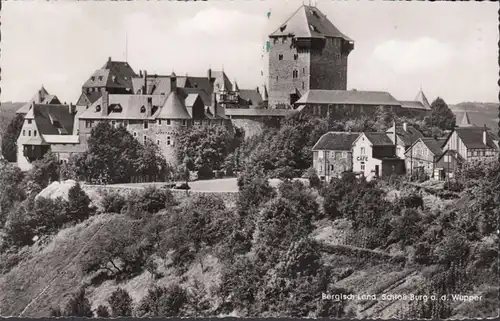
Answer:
[268,5,354,108]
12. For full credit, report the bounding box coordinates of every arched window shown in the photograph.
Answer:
[140,106,146,113]
[292,70,298,79]
[95,105,101,112]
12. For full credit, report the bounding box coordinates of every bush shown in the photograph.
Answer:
[197,165,214,180]
[64,287,93,317]
[95,305,110,317]
[434,233,470,266]
[67,182,93,222]
[443,179,464,192]
[128,187,176,214]
[108,288,133,317]
[101,190,127,213]
[135,284,188,317]
[307,168,321,189]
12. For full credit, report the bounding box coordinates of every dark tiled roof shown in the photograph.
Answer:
[183,76,213,95]
[157,91,191,120]
[420,138,444,156]
[83,59,137,90]
[312,132,360,151]
[400,101,427,110]
[225,108,295,117]
[76,91,102,106]
[239,89,263,106]
[17,87,60,114]
[386,124,424,147]
[296,90,401,106]
[27,104,76,136]
[181,88,211,106]
[455,127,498,149]
[79,94,168,120]
[364,132,394,146]
[270,5,352,41]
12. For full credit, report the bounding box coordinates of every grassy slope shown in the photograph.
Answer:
[0,191,497,318]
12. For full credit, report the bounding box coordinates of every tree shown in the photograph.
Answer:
[23,151,60,194]
[1,114,24,162]
[0,162,26,223]
[175,125,235,173]
[64,287,93,317]
[108,288,133,317]
[67,182,93,222]
[135,284,188,317]
[427,97,456,130]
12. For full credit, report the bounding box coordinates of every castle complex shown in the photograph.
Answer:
[15,4,432,171]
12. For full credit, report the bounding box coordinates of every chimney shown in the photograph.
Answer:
[483,126,487,146]
[403,122,407,132]
[68,103,76,114]
[143,70,148,94]
[147,97,153,117]
[139,70,143,78]
[256,86,260,94]
[207,68,212,80]
[102,91,109,116]
[392,120,397,153]
[108,56,112,62]
[170,72,177,93]
[210,92,218,117]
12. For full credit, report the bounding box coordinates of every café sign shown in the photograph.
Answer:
[356,156,368,162]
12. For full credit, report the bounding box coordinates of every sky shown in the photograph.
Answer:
[1,0,498,105]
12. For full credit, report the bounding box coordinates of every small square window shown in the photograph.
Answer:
[278,54,283,61]
[167,119,171,125]
[28,119,32,124]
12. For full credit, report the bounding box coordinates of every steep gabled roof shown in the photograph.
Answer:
[79,95,167,120]
[296,90,401,106]
[312,132,360,151]
[406,137,444,157]
[459,111,473,127]
[453,127,498,150]
[157,91,191,120]
[30,104,76,136]
[270,5,352,41]
[363,132,394,146]
[239,89,263,106]
[414,89,431,110]
[181,88,211,107]
[17,87,60,114]
[386,123,424,147]
[83,58,137,90]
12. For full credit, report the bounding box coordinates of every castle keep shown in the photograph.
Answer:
[268,5,354,107]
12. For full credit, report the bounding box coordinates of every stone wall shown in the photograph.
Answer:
[309,38,348,90]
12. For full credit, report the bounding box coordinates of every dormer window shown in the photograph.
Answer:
[140,106,146,113]
[309,24,318,32]
[280,25,286,32]
[98,76,103,81]
[95,105,101,112]
[112,76,117,82]
[278,54,283,60]
[91,76,95,81]
[113,105,122,112]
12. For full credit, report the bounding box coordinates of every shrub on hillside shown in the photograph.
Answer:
[135,284,188,317]
[278,179,321,221]
[67,182,94,222]
[433,232,470,266]
[307,168,321,189]
[0,163,26,223]
[108,288,133,317]
[237,168,276,215]
[80,218,151,280]
[95,305,110,317]
[127,187,176,215]
[101,190,127,213]
[1,113,24,162]
[197,165,214,179]
[63,287,93,317]
[443,179,464,192]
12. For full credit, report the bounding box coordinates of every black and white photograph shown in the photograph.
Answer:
[0,0,498,319]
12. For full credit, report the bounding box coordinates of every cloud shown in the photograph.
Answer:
[373,37,454,74]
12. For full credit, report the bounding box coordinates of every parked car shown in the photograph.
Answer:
[174,182,190,190]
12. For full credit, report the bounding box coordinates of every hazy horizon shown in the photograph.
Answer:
[1,0,498,105]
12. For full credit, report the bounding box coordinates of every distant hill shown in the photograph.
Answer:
[449,102,498,131]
